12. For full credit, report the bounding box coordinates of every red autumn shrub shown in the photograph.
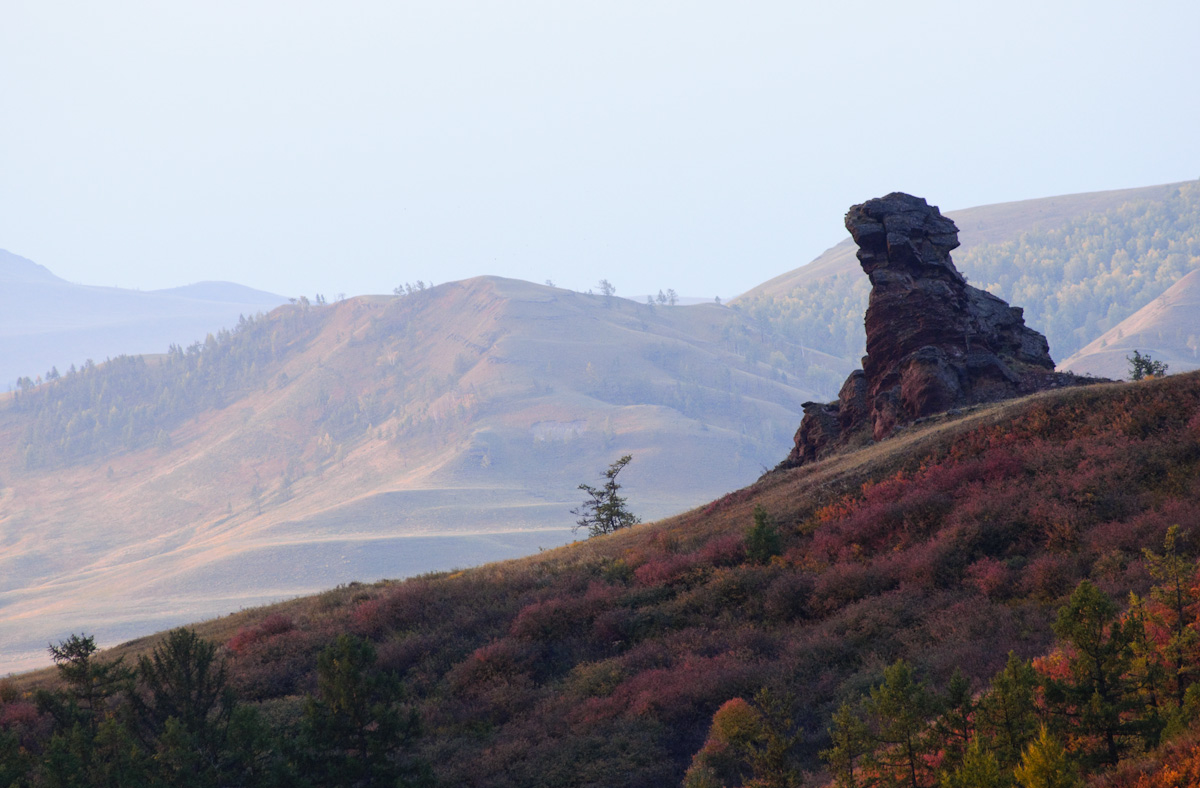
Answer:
[763,571,813,622]
[578,651,756,725]
[698,534,746,567]
[0,700,40,729]
[1021,553,1080,600]
[351,597,388,637]
[509,582,622,640]
[448,638,536,693]
[228,613,295,655]
[634,553,700,587]
[965,556,1012,599]
[810,561,894,615]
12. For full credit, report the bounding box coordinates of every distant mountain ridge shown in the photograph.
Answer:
[150,281,288,305]
[0,248,289,386]
[0,248,64,284]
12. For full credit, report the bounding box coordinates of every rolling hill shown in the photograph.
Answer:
[1060,268,1200,379]
[0,276,852,672]
[734,180,1200,368]
[0,248,288,388]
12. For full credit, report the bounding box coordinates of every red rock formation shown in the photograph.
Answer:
[784,193,1092,468]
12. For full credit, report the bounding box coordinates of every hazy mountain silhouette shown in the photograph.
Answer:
[0,248,288,387]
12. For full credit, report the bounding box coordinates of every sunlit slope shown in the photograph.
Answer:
[1060,268,1200,379]
[0,276,851,671]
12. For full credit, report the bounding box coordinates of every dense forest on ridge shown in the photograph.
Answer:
[3,371,1198,786]
[737,181,1200,365]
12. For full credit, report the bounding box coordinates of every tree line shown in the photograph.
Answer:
[0,629,432,787]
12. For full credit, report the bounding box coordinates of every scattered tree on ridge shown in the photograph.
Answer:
[571,455,640,537]
[1128,349,1169,380]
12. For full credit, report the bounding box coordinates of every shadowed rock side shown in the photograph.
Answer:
[784,193,1095,467]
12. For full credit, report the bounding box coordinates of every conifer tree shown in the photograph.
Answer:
[1124,592,1166,748]
[1013,726,1081,788]
[977,653,1040,770]
[822,702,871,788]
[935,669,975,774]
[1046,581,1136,766]
[572,455,640,537]
[1142,525,1199,707]
[301,634,430,788]
[43,634,132,735]
[746,505,783,564]
[132,628,236,786]
[862,660,936,788]
[942,737,1010,788]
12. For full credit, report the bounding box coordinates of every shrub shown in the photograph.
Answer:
[746,506,782,564]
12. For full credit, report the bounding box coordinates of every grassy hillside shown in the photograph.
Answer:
[1061,268,1200,379]
[734,180,1200,367]
[0,277,851,672]
[6,371,1197,787]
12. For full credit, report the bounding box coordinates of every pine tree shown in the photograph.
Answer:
[43,634,132,735]
[132,628,234,786]
[935,670,975,774]
[571,455,640,537]
[301,634,430,788]
[943,737,1010,788]
[1046,581,1136,766]
[1142,525,1199,707]
[1013,726,1081,788]
[821,702,871,788]
[977,653,1040,770]
[861,660,937,788]
[746,505,783,564]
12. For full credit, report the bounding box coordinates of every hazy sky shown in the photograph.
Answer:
[2,1,1198,301]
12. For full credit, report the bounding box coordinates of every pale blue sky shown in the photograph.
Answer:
[2,1,1197,300]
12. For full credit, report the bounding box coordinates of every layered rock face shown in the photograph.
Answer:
[784,192,1085,467]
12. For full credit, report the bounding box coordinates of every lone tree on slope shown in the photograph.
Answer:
[572,455,640,537]
[1127,349,1168,380]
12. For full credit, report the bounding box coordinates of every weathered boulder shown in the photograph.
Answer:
[783,192,1091,468]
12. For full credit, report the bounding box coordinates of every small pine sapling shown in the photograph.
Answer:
[746,505,782,564]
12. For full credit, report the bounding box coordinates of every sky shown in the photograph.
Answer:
[2,1,1198,301]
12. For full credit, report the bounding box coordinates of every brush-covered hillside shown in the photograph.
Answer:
[0,276,851,671]
[734,180,1200,373]
[5,371,1197,787]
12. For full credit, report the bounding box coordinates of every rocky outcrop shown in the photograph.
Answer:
[784,192,1092,468]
